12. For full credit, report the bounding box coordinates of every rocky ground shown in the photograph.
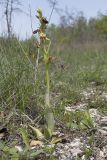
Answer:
[54,87,107,160]
[54,109,107,160]
[1,87,107,160]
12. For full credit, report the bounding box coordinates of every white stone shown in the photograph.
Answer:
[98,129,107,136]
[15,145,23,152]
[102,127,107,131]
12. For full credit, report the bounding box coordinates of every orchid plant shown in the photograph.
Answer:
[33,9,55,137]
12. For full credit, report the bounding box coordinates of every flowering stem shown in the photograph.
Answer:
[33,9,55,136]
[44,46,55,136]
[35,48,40,81]
[45,62,50,107]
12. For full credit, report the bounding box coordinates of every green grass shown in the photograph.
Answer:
[1,36,107,159]
[1,37,107,115]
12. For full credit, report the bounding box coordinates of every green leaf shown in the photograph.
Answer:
[0,142,5,150]
[3,146,9,152]
[19,128,29,148]
[9,147,18,155]
[84,111,94,127]
[69,123,78,129]
[29,125,44,140]
[50,137,62,144]
[45,112,55,137]
[11,149,19,160]
[30,149,44,159]
[11,155,19,160]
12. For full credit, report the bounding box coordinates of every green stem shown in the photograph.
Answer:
[42,40,55,136]
[45,60,50,107]
[44,51,55,136]
[35,48,40,81]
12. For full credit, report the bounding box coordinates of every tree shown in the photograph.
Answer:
[0,0,22,38]
[96,13,107,36]
[47,0,63,17]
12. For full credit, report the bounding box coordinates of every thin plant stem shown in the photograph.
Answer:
[45,62,50,107]
[34,48,40,81]
[17,39,34,68]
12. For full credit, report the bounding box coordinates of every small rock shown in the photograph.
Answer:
[100,117,107,126]
[89,109,101,122]
[99,151,104,158]
[70,139,82,148]
[98,129,107,136]
[15,145,23,152]
[71,148,83,157]
[101,92,107,99]
[95,148,105,160]
[102,127,107,131]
